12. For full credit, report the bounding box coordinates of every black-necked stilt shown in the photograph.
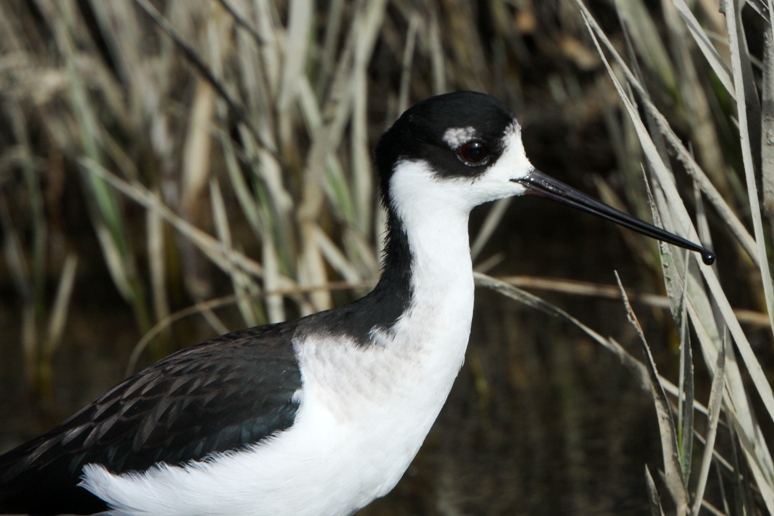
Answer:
[0,92,713,515]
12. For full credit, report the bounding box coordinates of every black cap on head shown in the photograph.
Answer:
[375,91,517,201]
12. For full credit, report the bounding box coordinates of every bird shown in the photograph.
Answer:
[0,91,714,516]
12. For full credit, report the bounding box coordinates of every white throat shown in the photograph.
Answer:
[389,159,476,302]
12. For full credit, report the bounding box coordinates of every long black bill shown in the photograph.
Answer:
[514,170,715,265]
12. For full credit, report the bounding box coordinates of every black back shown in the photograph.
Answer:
[0,323,302,514]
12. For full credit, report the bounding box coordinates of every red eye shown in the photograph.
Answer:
[457,140,489,165]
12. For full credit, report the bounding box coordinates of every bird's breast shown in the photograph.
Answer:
[285,273,475,493]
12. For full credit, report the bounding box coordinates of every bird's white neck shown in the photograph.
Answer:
[390,163,474,305]
[385,159,476,356]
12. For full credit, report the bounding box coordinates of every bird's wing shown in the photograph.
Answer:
[0,322,302,514]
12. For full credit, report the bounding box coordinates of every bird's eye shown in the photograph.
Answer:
[457,140,489,166]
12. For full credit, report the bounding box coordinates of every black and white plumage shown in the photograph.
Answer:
[0,92,713,515]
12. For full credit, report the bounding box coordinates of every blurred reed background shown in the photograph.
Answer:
[0,0,772,514]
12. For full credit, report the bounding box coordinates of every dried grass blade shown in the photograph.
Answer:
[427,9,446,94]
[313,226,361,285]
[677,266,694,486]
[762,29,774,222]
[398,14,420,114]
[80,158,300,290]
[351,65,372,233]
[278,0,312,110]
[724,402,774,511]
[218,126,265,239]
[299,224,332,312]
[147,189,170,339]
[37,253,78,395]
[500,274,768,326]
[690,334,727,516]
[669,0,734,97]
[43,253,78,357]
[210,178,261,327]
[133,0,276,156]
[614,0,676,91]
[87,0,142,96]
[694,183,713,253]
[722,0,774,332]
[662,1,727,191]
[698,499,727,516]
[317,0,345,95]
[218,0,265,45]
[262,232,285,324]
[615,272,688,513]
[713,453,731,515]
[685,290,774,471]
[0,1,23,50]
[645,465,667,516]
[181,80,215,218]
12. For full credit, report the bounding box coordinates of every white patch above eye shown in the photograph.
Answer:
[499,120,521,145]
[442,126,477,149]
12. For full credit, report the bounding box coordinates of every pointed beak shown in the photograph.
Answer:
[513,169,715,265]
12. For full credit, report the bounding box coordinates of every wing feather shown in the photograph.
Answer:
[0,321,302,514]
